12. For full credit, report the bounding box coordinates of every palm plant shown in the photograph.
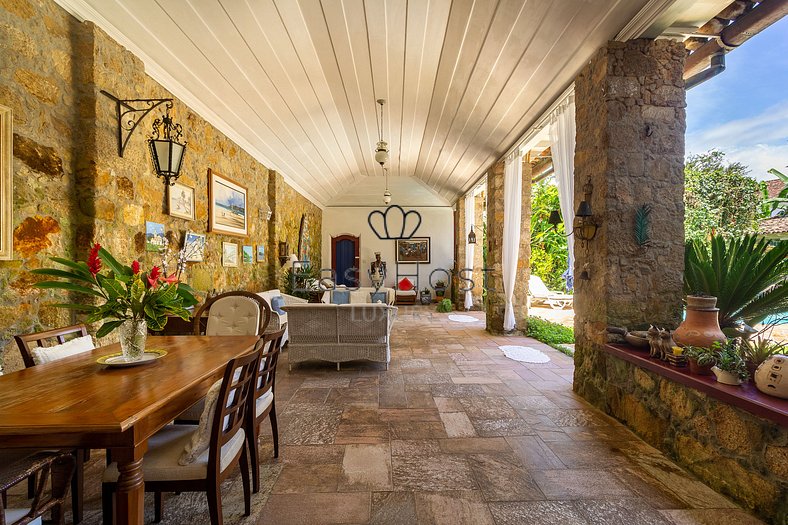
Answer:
[684,234,788,329]
[765,168,788,216]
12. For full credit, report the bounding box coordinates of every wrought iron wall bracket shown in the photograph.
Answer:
[101,90,173,157]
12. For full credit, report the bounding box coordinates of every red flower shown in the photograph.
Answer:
[87,243,102,276]
[163,274,179,285]
[131,260,140,274]
[147,266,162,288]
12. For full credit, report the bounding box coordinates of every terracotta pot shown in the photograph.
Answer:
[673,295,727,349]
[688,357,714,376]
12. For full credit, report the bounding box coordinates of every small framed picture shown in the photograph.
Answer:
[145,221,166,252]
[168,182,195,220]
[256,245,265,262]
[209,169,248,237]
[222,241,238,267]
[183,231,206,262]
[396,237,430,264]
[242,245,254,264]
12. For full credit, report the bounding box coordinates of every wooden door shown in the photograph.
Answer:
[331,235,360,286]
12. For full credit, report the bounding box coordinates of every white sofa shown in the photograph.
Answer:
[256,289,308,344]
[282,303,397,370]
[320,286,395,305]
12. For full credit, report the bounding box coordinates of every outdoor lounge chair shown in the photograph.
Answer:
[528,275,573,310]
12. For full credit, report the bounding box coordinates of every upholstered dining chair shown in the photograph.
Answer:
[102,350,260,525]
[0,450,75,525]
[14,324,94,524]
[246,325,285,494]
[192,291,272,337]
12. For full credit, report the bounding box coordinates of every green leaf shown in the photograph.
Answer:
[96,320,125,338]
[146,315,166,332]
[131,278,145,303]
[30,268,95,284]
[49,257,93,277]
[98,248,132,277]
[34,281,104,297]
[100,278,127,300]
[50,303,98,313]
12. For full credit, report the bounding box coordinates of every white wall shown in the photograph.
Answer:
[321,207,455,291]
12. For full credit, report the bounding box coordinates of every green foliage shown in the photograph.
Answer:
[683,345,717,367]
[281,264,320,299]
[712,340,749,380]
[684,151,765,242]
[765,168,788,216]
[530,181,568,291]
[526,316,574,345]
[437,298,453,313]
[684,234,788,328]
[739,335,786,367]
[634,205,652,246]
[32,247,196,337]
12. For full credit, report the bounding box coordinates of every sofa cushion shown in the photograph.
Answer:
[331,290,350,304]
[398,278,414,291]
[370,291,387,303]
[270,295,286,315]
[205,296,260,336]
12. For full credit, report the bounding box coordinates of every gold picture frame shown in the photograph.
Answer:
[0,105,12,260]
[209,169,248,237]
[167,181,195,220]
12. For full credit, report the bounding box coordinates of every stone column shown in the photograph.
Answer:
[573,39,686,405]
[485,157,531,333]
[454,196,468,309]
[472,190,486,308]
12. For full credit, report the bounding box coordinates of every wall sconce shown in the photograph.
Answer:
[101,90,187,187]
[467,224,483,244]
[278,241,290,266]
[547,179,599,243]
[259,205,273,221]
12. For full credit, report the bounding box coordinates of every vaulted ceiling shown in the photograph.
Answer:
[59,0,673,206]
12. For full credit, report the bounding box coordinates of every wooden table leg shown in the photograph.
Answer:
[111,445,146,525]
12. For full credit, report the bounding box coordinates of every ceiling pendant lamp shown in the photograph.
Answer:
[383,167,391,205]
[374,99,389,167]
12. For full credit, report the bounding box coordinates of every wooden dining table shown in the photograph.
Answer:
[0,335,260,525]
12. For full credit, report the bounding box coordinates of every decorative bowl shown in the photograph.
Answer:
[625,332,650,349]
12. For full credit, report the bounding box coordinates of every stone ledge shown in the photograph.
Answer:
[603,343,788,427]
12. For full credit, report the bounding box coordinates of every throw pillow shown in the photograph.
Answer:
[331,290,350,305]
[398,277,413,291]
[370,291,387,304]
[270,295,286,315]
[31,335,95,365]
[179,378,223,465]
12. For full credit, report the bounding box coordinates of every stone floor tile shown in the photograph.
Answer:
[339,443,393,491]
[413,491,495,525]
[468,453,544,502]
[438,437,511,455]
[532,469,633,499]
[334,423,390,444]
[434,396,464,412]
[451,376,502,384]
[506,435,565,469]
[288,388,331,404]
[576,498,675,525]
[659,509,766,525]
[405,391,438,409]
[440,411,477,437]
[379,384,408,408]
[369,491,418,525]
[326,386,378,405]
[259,492,371,525]
[506,395,560,411]
[488,501,588,525]
[400,358,433,369]
[544,408,604,427]
[430,383,486,398]
[389,421,448,439]
[391,439,442,457]
[379,408,441,422]
[282,405,343,445]
[281,444,345,465]
[392,455,477,491]
[471,418,534,437]
[272,463,342,494]
[546,440,627,468]
[460,397,519,419]
[300,377,352,389]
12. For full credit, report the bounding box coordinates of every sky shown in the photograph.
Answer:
[685,15,788,181]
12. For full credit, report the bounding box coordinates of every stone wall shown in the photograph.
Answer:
[0,0,321,372]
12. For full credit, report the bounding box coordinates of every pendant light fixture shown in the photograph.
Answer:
[374,99,389,166]
[383,167,391,205]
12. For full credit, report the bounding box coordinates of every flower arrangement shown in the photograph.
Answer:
[33,244,198,338]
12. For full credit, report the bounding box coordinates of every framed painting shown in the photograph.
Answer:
[222,241,238,267]
[145,221,166,252]
[256,244,265,262]
[183,231,206,262]
[0,105,12,260]
[242,245,254,264]
[168,181,195,220]
[396,237,430,264]
[209,169,248,236]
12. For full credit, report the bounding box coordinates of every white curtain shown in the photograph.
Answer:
[549,96,576,289]
[464,195,475,310]
[502,151,523,331]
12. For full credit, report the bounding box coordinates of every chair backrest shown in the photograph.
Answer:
[282,305,339,344]
[14,324,91,368]
[193,291,272,336]
[528,275,551,297]
[337,304,393,344]
[207,350,259,479]
[252,326,285,417]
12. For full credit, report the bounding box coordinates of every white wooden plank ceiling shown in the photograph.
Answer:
[59,0,655,206]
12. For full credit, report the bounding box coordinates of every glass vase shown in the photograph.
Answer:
[119,319,147,362]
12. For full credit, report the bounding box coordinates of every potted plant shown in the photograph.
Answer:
[420,287,432,305]
[436,298,452,313]
[739,335,786,378]
[712,340,749,386]
[683,345,716,375]
[434,280,447,297]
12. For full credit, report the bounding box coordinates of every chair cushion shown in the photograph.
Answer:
[255,390,274,417]
[205,296,260,336]
[370,291,387,304]
[331,290,350,305]
[270,295,286,315]
[179,379,222,465]
[104,424,245,482]
[397,278,414,291]
[31,335,94,365]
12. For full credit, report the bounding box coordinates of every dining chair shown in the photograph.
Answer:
[101,350,260,525]
[192,291,272,337]
[246,326,285,494]
[14,324,93,525]
[0,450,75,525]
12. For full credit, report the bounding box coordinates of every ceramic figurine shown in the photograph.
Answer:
[659,329,676,361]
[647,325,661,359]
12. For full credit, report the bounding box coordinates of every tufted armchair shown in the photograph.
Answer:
[192,291,272,336]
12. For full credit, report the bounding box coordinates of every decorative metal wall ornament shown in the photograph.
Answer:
[634,204,652,247]
[367,205,422,240]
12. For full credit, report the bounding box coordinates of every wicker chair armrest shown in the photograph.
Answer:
[282,294,308,306]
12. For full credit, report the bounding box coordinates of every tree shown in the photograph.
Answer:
[684,151,764,242]
[530,180,569,291]
[765,168,788,217]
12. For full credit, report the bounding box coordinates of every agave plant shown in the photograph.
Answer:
[684,234,788,329]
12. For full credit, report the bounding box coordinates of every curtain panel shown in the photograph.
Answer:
[548,96,576,289]
[464,195,475,310]
[502,152,523,331]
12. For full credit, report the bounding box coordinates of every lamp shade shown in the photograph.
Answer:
[576,200,592,217]
[467,228,477,244]
[548,209,562,226]
[375,141,389,165]
[149,138,186,185]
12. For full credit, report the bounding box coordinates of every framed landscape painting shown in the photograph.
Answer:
[222,241,238,267]
[209,169,248,236]
[145,221,166,252]
[183,231,206,262]
[168,181,195,220]
[396,237,430,264]
[242,245,254,264]
[256,245,265,262]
